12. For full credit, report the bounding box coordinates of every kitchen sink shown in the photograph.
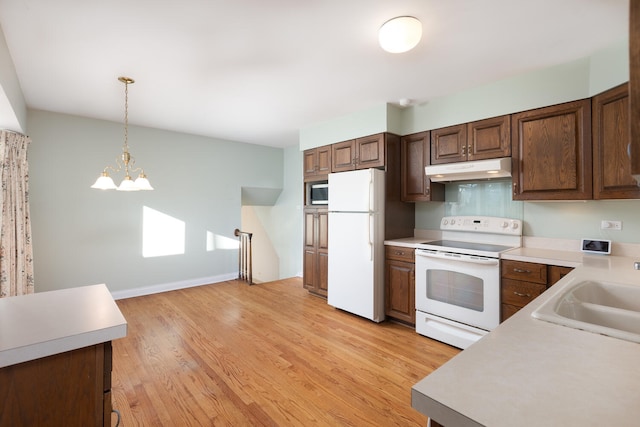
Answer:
[532,280,640,343]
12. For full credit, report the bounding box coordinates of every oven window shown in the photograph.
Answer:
[426,269,484,312]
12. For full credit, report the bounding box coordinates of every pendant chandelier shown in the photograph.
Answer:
[91,77,153,191]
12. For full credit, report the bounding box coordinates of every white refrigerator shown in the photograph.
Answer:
[327,168,385,322]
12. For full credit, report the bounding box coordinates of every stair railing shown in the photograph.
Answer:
[234,228,253,285]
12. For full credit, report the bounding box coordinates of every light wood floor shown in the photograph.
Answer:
[110,278,460,426]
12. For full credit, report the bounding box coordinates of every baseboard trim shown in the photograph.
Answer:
[111,273,238,300]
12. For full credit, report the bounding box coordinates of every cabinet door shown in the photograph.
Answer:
[467,115,511,161]
[332,140,355,172]
[302,208,328,297]
[304,210,316,249]
[430,123,467,164]
[592,83,640,199]
[511,99,592,200]
[316,145,332,175]
[303,249,316,291]
[303,149,318,179]
[630,0,640,182]
[356,134,385,169]
[317,252,329,296]
[400,132,444,202]
[548,266,573,287]
[385,259,415,325]
[0,344,108,426]
[303,210,317,292]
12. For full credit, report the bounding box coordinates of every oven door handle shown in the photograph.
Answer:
[416,250,499,266]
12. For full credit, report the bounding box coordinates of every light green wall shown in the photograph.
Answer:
[522,201,640,243]
[415,181,640,245]
[300,40,629,148]
[27,109,288,294]
[249,145,303,278]
[299,104,390,150]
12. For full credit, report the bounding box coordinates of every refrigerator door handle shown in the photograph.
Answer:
[368,169,374,212]
[368,212,373,261]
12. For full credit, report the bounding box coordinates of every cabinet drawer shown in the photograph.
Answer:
[385,246,415,263]
[501,278,546,308]
[501,260,547,284]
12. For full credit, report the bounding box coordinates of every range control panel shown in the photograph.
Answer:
[440,216,522,235]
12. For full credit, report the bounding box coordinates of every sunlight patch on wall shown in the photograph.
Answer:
[143,206,186,257]
[206,232,238,251]
[206,231,215,251]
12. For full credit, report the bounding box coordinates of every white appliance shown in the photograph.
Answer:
[327,168,385,322]
[415,216,522,349]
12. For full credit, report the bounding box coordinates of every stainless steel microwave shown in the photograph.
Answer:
[307,181,328,205]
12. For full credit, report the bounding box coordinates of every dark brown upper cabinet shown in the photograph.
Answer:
[511,99,592,200]
[400,131,444,202]
[629,0,640,182]
[331,133,386,172]
[431,115,511,165]
[303,145,332,182]
[592,83,640,199]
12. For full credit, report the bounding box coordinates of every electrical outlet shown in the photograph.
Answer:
[601,220,622,230]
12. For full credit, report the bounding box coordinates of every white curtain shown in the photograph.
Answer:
[0,130,34,297]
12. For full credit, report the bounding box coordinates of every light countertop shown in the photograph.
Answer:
[501,246,584,267]
[411,256,640,426]
[0,284,127,368]
[384,237,432,248]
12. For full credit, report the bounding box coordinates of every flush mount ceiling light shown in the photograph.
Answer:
[91,77,153,191]
[378,16,422,53]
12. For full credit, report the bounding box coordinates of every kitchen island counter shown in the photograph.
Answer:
[411,256,640,426]
[0,283,127,368]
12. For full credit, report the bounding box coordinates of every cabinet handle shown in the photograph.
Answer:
[394,251,405,256]
[513,268,531,274]
[513,182,518,196]
[514,291,532,298]
[461,145,467,155]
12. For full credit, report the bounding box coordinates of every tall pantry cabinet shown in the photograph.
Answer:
[302,133,414,298]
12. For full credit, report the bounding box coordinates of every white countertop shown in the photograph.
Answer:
[412,256,640,426]
[501,246,584,267]
[0,284,127,368]
[384,236,431,248]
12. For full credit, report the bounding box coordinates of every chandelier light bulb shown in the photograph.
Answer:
[379,16,422,53]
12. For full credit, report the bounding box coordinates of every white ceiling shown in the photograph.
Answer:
[0,0,629,148]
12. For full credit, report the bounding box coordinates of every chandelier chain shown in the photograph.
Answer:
[123,80,129,152]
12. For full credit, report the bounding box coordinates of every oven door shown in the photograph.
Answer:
[415,249,500,331]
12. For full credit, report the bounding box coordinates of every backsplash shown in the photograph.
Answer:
[445,179,523,219]
[415,179,640,245]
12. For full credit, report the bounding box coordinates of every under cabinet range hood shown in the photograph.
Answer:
[425,157,511,182]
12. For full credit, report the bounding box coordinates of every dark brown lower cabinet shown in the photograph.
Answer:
[303,207,329,297]
[0,342,113,427]
[501,260,574,322]
[385,245,415,325]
